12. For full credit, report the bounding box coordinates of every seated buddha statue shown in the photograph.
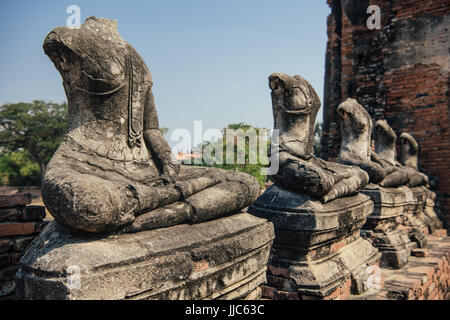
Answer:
[41,17,260,233]
[337,98,413,188]
[268,73,369,203]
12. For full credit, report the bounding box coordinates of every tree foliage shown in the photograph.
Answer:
[0,101,68,180]
[0,150,41,186]
[193,123,271,186]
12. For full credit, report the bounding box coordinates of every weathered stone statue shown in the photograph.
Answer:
[398,132,429,187]
[373,120,428,188]
[248,73,379,300]
[399,133,420,169]
[17,17,274,300]
[41,17,260,234]
[269,74,369,202]
[336,98,431,267]
[337,98,409,188]
[399,133,444,232]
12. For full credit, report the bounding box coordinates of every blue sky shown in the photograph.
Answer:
[0,0,330,146]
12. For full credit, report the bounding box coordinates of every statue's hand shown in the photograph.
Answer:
[161,160,180,185]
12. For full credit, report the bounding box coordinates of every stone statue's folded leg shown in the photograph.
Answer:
[340,155,386,183]
[186,173,260,224]
[405,167,429,187]
[321,166,370,203]
[123,170,260,233]
[273,159,334,198]
[379,168,410,188]
[43,162,199,233]
[43,167,141,233]
[123,201,193,233]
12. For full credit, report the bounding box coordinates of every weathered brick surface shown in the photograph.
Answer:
[0,194,31,209]
[351,235,450,300]
[322,0,450,225]
[0,222,38,237]
[0,194,47,300]
[0,205,46,223]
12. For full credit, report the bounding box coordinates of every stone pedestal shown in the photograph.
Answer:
[247,185,380,300]
[418,187,444,234]
[406,187,431,241]
[16,213,274,300]
[361,185,415,268]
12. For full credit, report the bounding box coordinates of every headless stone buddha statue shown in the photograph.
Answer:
[398,132,430,187]
[268,73,369,203]
[41,17,260,233]
[337,98,412,188]
[248,75,380,298]
[374,120,428,187]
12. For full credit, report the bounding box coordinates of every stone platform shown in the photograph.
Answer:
[361,185,446,269]
[361,185,415,268]
[248,185,380,300]
[16,213,274,300]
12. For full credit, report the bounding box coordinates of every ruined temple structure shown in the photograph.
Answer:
[16,17,274,300]
[248,73,381,300]
[322,0,450,228]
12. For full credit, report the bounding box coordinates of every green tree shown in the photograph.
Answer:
[193,123,271,186]
[0,150,41,186]
[0,100,68,178]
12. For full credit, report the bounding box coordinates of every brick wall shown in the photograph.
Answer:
[0,193,47,300]
[322,0,450,226]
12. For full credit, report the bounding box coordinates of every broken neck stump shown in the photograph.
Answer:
[17,17,274,300]
[248,74,379,300]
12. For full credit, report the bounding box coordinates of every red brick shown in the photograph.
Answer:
[411,249,429,258]
[275,290,300,300]
[261,285,276,299]
[267,265,290,278]
[432,229,447,237]
[0,194,31,209]
[0,222,36,237]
